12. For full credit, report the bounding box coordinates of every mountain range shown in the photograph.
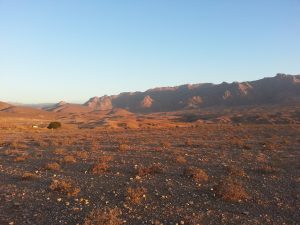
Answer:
[45,73,300,113]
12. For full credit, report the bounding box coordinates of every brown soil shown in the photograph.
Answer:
[0,123,299,224]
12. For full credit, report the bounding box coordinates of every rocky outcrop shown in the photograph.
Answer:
[84,96,113,110]
[140,95,154,108]
[186,96,203,108]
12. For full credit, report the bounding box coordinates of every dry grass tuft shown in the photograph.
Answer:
[256,153,268,163]
[14,155,30,162]
[227,165,246,177]
[22,172,39,180]
[84,207,122,225]
[75,151,89,159]
[45,162,61,171]
[35,139,49,147]
[91,140,100,152]
[91,155,114,174]
[63,155,76,163]
[136,164,164,177]
[100,155,114,163]
[256,165,278,174]
[175,155,187,164]
[9,140,28,149]
[49,179,80,197]
[126,187,147,204]
[262,142,276,151]
[4,149,24,156]
[183,167,208,183]
[92,162,109,174]
[119,143,130,152]
[185,139,193,146]
[161,141,171,149]
[53,148,67,155]
[214,177,249,202]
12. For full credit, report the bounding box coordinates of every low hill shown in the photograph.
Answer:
[0,101,11,110]
[46,101,92,113]
[1,105,52,116]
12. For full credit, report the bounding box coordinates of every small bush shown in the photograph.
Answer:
[9,140,28,149]
[63,155,76,163]
[22,172,39,180]
[92,162,109,174]
[185,139,193,146]
[49,179,80,197]
[256,165,278,174]
[126,187,147,204]
[136,164,164,177]
[227,165,246,177]
[183,167,208,183]
[4,149,24,156]
[214,177,249,202]
[14,155,29,162]
[161,141,171,149]
[91,155,113,174]
[91,140,100,151]
[100,155,114,163]
[53,148,66,155]
[75,151,89,159]
[45,162,61,171]
[119,144,129,152]
[47,122,62,129]
[84,207,122,225]
[175,155,187,164]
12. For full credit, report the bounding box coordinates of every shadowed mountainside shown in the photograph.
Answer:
[76,73,300,113]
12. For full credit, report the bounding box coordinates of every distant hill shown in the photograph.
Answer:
[81,74,300,113]
[0,101,52,118]
[0,101,12,110]
[46,101,93,113]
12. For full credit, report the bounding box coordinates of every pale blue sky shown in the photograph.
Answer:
[0,0,299,103]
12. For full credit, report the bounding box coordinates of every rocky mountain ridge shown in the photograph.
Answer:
[78,74,300,113]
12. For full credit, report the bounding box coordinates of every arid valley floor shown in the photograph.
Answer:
[0,109,299,224]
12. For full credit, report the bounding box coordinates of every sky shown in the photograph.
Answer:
[0,0,300,104]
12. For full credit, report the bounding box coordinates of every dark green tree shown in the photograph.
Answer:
[47,121,61,129]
